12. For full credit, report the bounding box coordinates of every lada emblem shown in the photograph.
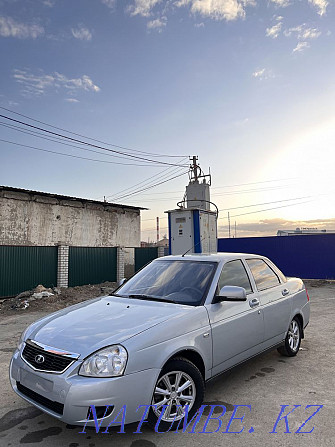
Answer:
[35,354,45,364]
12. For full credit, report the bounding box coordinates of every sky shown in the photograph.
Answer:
[0,0,334,241]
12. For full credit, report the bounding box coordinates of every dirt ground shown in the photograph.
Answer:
[0,280,334,447]
[0,281,118,315]
[1,278,331,316]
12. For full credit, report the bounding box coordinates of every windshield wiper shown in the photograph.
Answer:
[127,294,177,304]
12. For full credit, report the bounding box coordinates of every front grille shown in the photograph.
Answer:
[22,343,74,373]
[16,382,64,415]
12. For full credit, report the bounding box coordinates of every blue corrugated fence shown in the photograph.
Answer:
[218,234,335,279]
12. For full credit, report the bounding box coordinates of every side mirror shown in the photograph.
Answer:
[212,286,247,304]
[118,277,127,286]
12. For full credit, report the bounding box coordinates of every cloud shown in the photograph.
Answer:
[71,25,92,41]
[269,0,328,16]
[101,0,117,9]
[218,217,335,238]
[194,22,205,27]
[0,16,44,39]
[65,98,80,103]
[0,97,19,107]
[13,69,100,97]
[42,0,55,6]
[269,0,290,7]
[252,68,265,78]
[128,0,162,17]
[234,117,249,126]
[175,0,256,21]
[300,27,321,40]
[252,68,274,80]
[266,21,282,38]
[292,41,310,53]
[283,24,321,52]
[147,17,167,31]
[284,24,321,40]
[175,0,191,6]
[308,0,328,16]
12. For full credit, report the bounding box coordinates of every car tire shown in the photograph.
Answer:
[148,357,205,432]
[277,317,302,357]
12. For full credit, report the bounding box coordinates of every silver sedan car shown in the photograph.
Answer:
[9,253,310,431]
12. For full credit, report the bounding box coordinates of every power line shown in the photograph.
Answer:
[112,170,189,201]
[142,217,166,221]
[211,178,297,189]
[218,195,312,212]
[0,114,188,168]
[106,180,299,199]
[0,121,169,163]
[115,185,295,204]
[141,226,168,232]
[104,158,188,200]
[0,118,189,201]
[106,184,297,204]
[110,168,187,201]
[228,199,315,218]
[228,190,334,218]
[0,139,169,167]
[0,106,187,158]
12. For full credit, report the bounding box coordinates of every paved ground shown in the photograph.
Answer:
[0,281,334,447]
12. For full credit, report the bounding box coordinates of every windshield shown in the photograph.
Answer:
[115,260,217,306]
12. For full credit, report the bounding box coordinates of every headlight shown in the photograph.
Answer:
[17,327,29,351]
[79,345,128,377]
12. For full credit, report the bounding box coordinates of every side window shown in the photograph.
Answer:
[246,259,280,291]
[218,260,253,294]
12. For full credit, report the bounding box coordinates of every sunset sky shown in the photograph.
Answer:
[0,0,334,241]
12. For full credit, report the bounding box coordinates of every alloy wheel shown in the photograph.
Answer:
[288,319,300,352]
[152,370,196,422]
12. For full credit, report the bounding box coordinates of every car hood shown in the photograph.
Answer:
[27,296,190,358]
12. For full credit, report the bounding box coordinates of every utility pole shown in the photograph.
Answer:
[228,212,231,238]
[156,217,159,244]
[235,220,237,238]
[190,155,199,181]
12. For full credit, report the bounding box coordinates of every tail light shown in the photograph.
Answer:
[305,288,310,301]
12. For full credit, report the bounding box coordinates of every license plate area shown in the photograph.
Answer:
[20,368,54,394]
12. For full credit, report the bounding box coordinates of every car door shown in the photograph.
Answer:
[245,258,291,348]
[206,259,264,377]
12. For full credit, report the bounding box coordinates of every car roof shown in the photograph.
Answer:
[154,252,266,263]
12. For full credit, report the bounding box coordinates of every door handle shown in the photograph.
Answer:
[282,289,289,296]
[249,298,260,308]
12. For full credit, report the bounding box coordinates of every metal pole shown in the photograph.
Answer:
[156,217,159,244]
[228,212,231,238]
[190,155,199,181]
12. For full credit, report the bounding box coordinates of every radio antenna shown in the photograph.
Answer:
[181,236,207,257]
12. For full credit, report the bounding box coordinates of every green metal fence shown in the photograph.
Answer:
[0,246,58,298]
[68,247,117,287]
[135,247,159,272]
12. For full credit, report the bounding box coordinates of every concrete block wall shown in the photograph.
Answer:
[0,188,141,248]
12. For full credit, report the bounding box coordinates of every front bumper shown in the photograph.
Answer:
[10,348,160,427]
